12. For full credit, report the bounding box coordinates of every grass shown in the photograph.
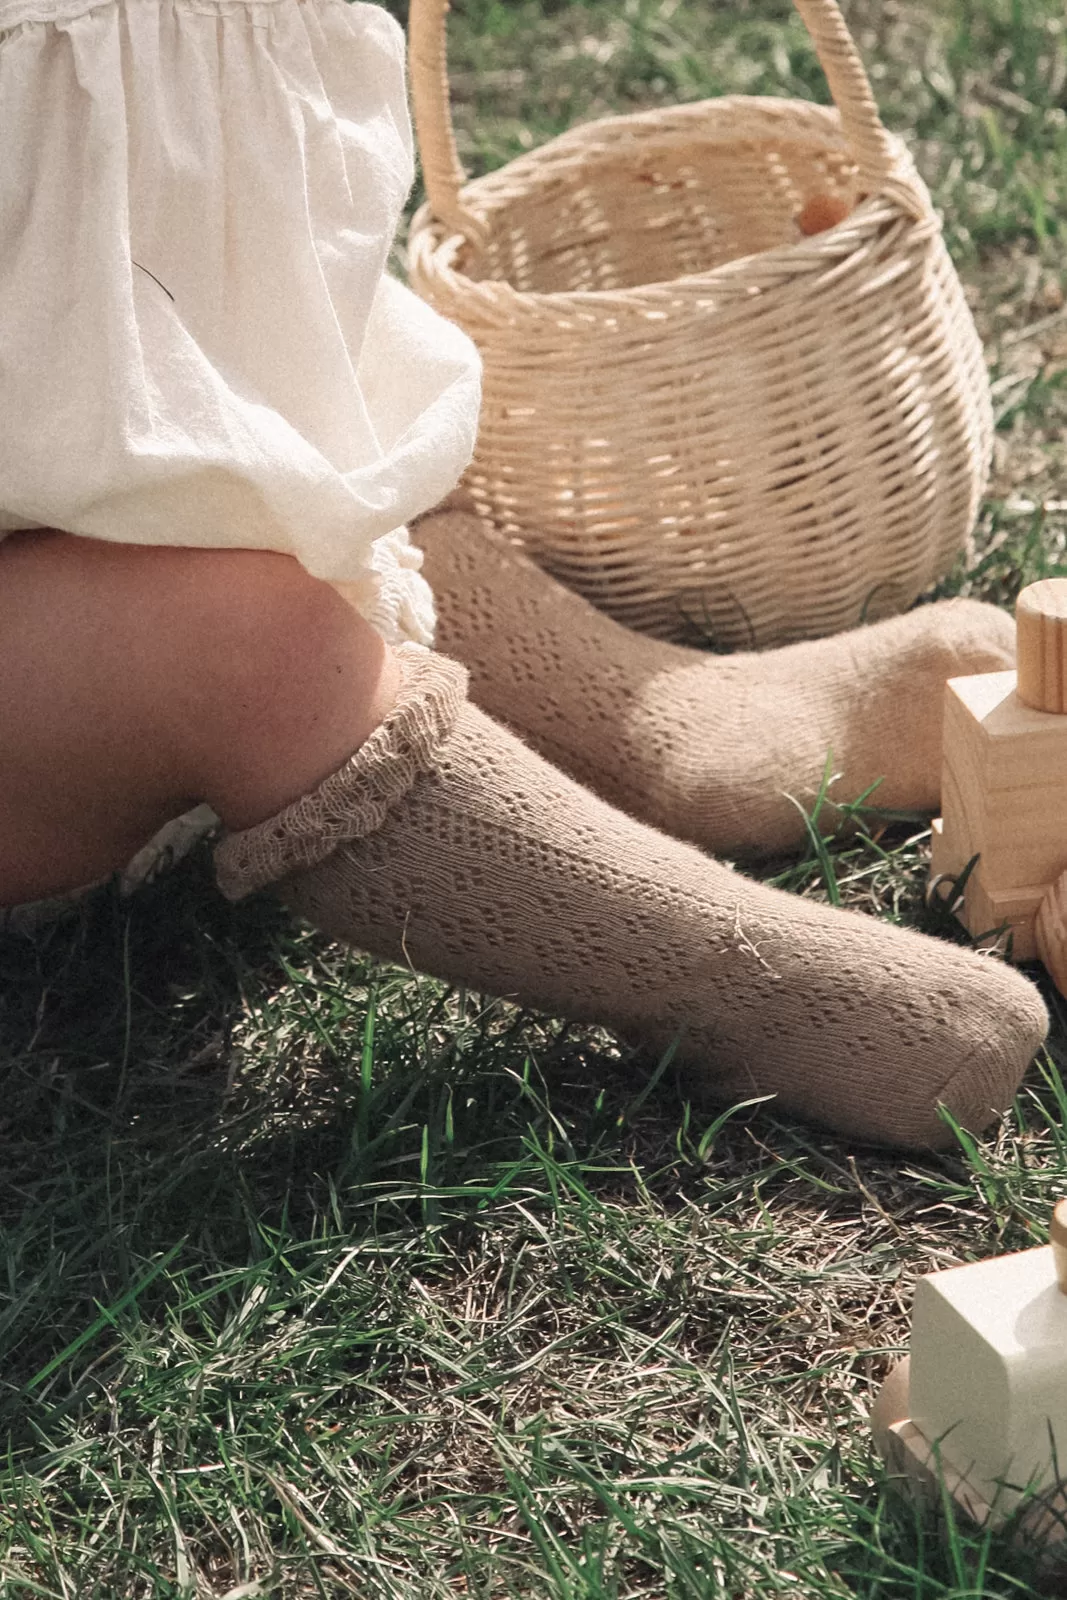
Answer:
[6,0,1067,1594]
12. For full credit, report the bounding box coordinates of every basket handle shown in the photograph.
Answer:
[409,0,901,235]
[790,0,898,190]
[409,0,485,239]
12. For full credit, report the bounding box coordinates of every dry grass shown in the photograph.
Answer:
[5,0,1067,1595]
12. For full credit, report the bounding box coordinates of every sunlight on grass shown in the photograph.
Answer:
[4,1,1067,1594]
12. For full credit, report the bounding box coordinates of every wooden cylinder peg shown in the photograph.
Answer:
[1016,579,1067,713]
[1051,1199,1067,1294]
[1037,870,1067,1002]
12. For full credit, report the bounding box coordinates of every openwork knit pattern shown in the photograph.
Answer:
[247,678,1047,1149]
[416,509,1018,860]
[406,0,992,647]
[214,645,467,900]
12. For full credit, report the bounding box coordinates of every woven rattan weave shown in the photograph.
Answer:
[407,0,992,647]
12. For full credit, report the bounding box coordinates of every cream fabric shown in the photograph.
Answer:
[0,0,481,646]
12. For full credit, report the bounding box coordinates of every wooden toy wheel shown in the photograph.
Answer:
[1036,868,1067,999]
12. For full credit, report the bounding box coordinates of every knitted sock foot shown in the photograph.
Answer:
[215,648,1047,1150]
[415,509,1016,858]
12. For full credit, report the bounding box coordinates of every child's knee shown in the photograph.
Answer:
[169,547,399,825]
[0,534,398,825]
[184,548,364,706]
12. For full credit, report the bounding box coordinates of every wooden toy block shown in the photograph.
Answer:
[931,578,1067,991]
[871,1202,1067,1547]
[929,820,1042,959]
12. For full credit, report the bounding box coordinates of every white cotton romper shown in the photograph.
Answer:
[0,0,482,648]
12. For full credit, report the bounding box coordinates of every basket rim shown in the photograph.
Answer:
[408,191,937,317]
[407,95,934,313]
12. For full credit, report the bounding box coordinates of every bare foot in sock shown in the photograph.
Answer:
[216,651,1047,1151]
[415,508,1015,858]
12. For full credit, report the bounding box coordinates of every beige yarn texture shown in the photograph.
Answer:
[215,653,1046,1150]
[407,0,992,648]
[416,508,1017,858]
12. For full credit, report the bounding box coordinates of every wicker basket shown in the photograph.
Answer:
[406,0,993,648]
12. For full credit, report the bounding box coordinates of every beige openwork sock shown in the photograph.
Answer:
[215,647,1047,1151]
[414,508,1017,859]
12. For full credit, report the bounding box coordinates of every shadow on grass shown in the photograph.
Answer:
[0,848,1062,1596]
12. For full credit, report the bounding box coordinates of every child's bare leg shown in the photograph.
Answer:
[0,531,398,905]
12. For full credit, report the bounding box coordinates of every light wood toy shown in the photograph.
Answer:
[930,577,1067,994]
[871,1202,1067,1545]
